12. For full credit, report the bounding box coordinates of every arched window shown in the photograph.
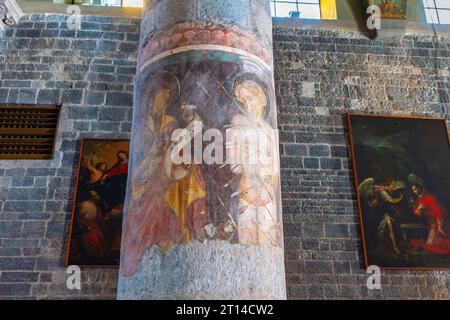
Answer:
[270,0,337,20]
[423,0,450,24]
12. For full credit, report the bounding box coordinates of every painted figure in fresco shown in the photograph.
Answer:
[228,77,280,246]
[408,174,450,254]
[359,178,408,256]
[164,102,208,243]
[121,72,207,276]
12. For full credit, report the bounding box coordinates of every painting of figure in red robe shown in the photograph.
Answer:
[67,139,130,266]
[348,114,450,269]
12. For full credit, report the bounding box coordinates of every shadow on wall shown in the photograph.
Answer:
[340,113,364,269]
[345,0,377,39]
[60,141,82,269]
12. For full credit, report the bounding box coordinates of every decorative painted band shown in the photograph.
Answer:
[138,44,273,75]
[138,22,272,71]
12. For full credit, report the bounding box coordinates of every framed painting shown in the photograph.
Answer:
[348,114,450,269]
[66,139,130,267]
[364,0,407,19]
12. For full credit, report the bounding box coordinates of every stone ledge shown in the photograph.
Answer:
[273,17,450,38]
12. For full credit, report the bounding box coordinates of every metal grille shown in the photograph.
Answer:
[0,104,60,159]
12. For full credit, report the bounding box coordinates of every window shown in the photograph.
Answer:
[0,104,61,160]
[270,0,336,20]
[423,0,450,24]
[82,0,143,8]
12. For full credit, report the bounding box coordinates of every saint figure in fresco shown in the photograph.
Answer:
[121,72,207,276]
[408,174,450,254]
[228,77,280,246]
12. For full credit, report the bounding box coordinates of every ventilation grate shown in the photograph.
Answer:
[0,104,61,160]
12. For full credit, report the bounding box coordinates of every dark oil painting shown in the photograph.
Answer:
[67,139,130,266]
[348,114,450,269]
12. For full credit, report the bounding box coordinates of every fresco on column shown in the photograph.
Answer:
[120,22,282,276]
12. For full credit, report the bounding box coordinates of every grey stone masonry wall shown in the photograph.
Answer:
[274,25,450,299]
[0,13,139,299]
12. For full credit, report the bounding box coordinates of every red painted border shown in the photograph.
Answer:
[139,24,272,67]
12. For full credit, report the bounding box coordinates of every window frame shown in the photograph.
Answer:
[270,0,322,19]
[423,0,450,25]
[81,0,143,8]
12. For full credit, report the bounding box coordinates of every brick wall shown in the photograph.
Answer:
[1,13,450,299]
[274,26,450,299]
[0,14,139,299]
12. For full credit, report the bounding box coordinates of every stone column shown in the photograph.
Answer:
[118,0,286,300]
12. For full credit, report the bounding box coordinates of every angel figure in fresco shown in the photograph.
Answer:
[359,178,408,256]
[227,76,280,246]
[408,174,450,255]
[121,72,207,276]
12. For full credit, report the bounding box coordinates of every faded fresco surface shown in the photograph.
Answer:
[67,139,130,266]
[120,23,282,276]
[349,115,450,268]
